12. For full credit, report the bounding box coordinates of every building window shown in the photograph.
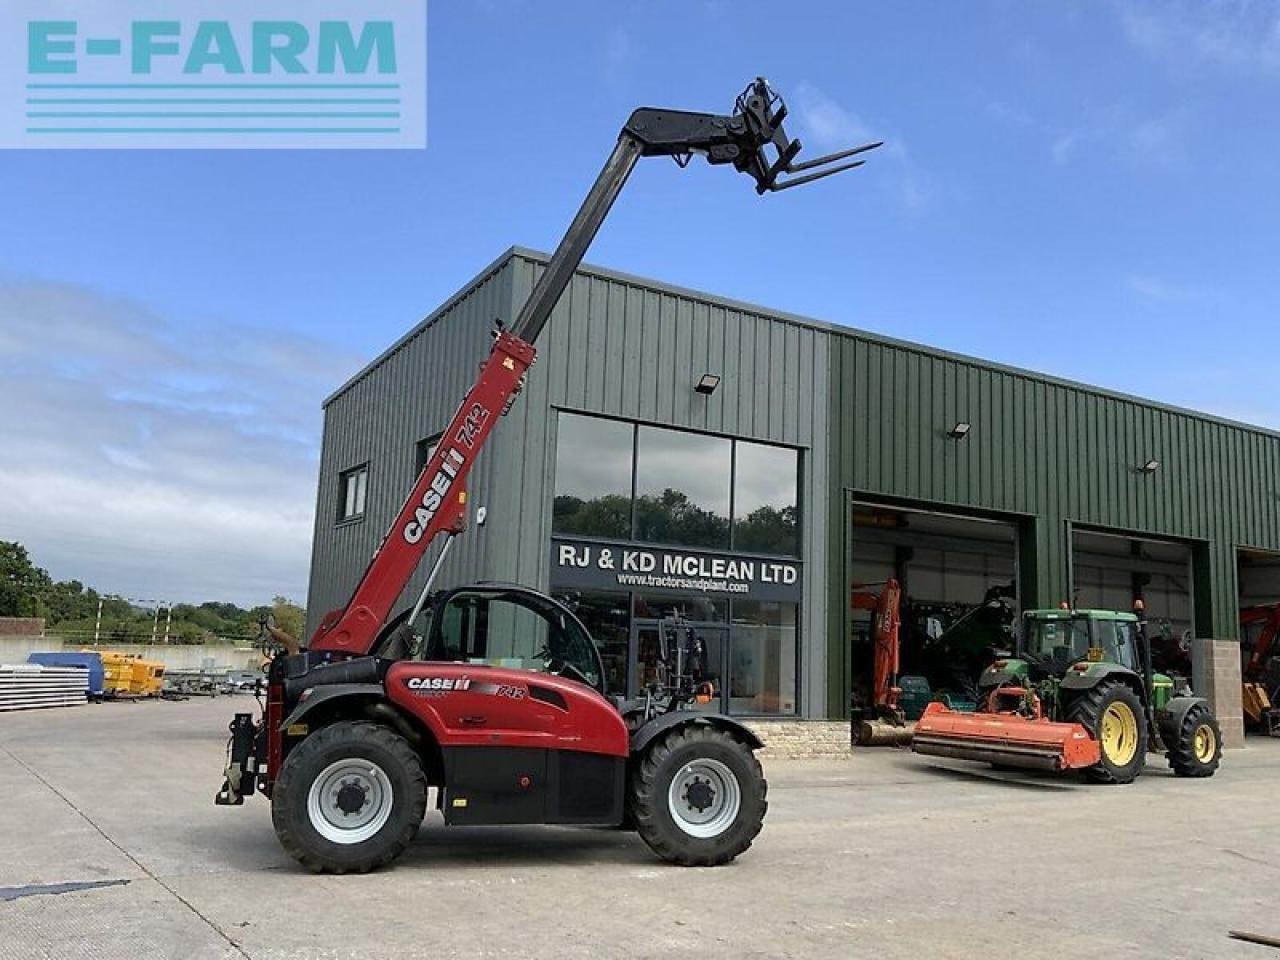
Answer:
[635,425,731,549]
[338,464,368,522]
[729,600,798,715]
[550,411,801,557]
[415,432,442,474]
[733,441,800,556]
[552,413,633,539]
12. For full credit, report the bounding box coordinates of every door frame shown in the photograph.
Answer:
[629,617,729,711]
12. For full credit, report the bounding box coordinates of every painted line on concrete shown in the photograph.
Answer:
[2,745,252,960]
[0,878,130,902]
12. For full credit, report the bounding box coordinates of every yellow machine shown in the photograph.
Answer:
[129,659,166,696]
[84,650,165,697]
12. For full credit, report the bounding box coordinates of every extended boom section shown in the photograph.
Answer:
[218,78,878,875]
[307,78,879,657]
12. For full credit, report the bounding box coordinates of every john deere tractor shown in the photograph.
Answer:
[913,606,1223,783]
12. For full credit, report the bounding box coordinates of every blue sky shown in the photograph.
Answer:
[2,0,1278,605]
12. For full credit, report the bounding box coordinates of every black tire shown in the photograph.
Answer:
[1065,681,1148,784]
[628,724,766,867]
[1166,704,1223,778]
[271,721,427,874]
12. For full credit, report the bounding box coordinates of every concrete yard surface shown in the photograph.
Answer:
[2,697,1278,960]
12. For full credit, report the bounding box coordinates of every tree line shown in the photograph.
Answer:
[0,540,304,645]
[553,488,799,555]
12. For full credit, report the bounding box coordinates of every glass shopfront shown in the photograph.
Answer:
[550,412,802,716]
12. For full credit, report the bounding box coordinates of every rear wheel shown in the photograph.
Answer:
[629,725,766,866]
[1166,703,1222,778]
[272,721,427,874]
[1066,682,1148,784]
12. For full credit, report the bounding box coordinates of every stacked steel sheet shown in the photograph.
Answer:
[0,663,89,711]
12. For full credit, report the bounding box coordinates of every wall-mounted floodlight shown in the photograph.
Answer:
[695,373,721,395]
[948,422,972,440]
[1139,459,1161,475]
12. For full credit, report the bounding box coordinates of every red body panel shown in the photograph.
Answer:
[913,702,1102,770]
[310,331,537,655]
[385,661,629,758]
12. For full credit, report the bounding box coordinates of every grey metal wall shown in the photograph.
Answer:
[309,248,832,716]
[498,251,831,718]
[311,245,1280,723]
[306,253,516,634]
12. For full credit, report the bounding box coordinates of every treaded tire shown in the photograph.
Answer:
[629,724,767,867]
[1166,704,1222,778]
[272,721,426,874]
[1065,681,1148,784]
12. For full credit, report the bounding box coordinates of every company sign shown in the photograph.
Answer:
[1,0,426,149]
[550,537,802,603]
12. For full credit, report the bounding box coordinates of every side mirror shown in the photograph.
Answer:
[475,506,487,526]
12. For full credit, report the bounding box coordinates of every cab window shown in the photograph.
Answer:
[1095,619,1138,669]
[428,590,603,692]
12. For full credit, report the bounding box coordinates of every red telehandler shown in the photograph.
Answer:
[216,79,878,872]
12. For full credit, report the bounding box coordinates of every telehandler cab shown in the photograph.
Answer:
[215,79,879,872]
[912,604,1223,783]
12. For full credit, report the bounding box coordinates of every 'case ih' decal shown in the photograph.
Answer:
[402,676,528,700]
[403,446,467,544]
[406,676,473,692]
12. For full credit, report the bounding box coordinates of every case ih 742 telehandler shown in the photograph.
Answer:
[912,605,1224,783]
[215,79,879,873]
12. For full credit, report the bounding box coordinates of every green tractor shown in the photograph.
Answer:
[913,606,1223,783]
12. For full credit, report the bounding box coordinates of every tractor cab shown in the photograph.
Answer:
[1019,609,1141,672]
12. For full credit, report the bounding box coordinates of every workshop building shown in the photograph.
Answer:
[307,247,1280,721]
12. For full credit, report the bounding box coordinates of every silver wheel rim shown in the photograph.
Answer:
[306,759,394,845]
[667,758,741,839]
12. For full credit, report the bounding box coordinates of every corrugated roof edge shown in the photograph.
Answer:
[326,245,1280,443]
[508,247,1280,443]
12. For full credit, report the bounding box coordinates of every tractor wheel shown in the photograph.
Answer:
[1166,704,1223,778]
[628,725,767,867]
[271,721,427,874]
[1066,682,1148,785]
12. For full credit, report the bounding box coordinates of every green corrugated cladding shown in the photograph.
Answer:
[826,333,1280,718]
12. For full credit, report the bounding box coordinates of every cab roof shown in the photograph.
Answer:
[1023,609,1140,622]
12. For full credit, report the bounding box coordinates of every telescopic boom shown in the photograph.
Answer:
[310,78,879,655]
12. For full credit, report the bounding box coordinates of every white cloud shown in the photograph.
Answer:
[0,280,363,607]
[792,83,874,151]
[1051,130,1081,165]
[1116,0,1280,76]
[1044,106,1189,169]
[791,83,929,216]
[1125,274,1189,301]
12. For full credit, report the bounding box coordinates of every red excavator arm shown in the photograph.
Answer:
[851,579,903,714]
[1242,603,1280,681]
[310,79,879,655]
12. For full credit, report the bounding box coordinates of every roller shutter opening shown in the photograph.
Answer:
[848,502,1019,708]
[1071,529,1194,677]
[1238,549,1280,735]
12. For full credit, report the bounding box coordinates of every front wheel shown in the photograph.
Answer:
[271,721,427,874]
[628,724,767,866]
[1166,704,1222,778]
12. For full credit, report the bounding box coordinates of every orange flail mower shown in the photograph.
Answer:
[912,699,1101,772]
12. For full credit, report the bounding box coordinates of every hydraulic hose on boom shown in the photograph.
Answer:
[309,78,880,656]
